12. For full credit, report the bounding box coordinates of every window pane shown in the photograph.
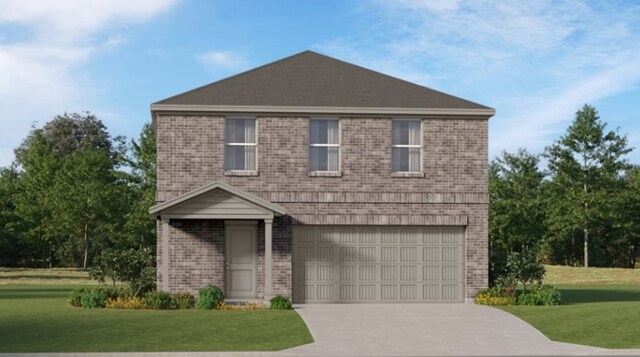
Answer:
[225,146,256,171]
[407,121,420,145]
[310,119,339,144]
[327,120,339,144]
[408,147,420,171]
[392,147,408,172]
[327,146,339,171]
[392,147,420,172]
[309,146,328,171]
[226,118,256,143]
[392,120,420,145]
[392,120,409,145]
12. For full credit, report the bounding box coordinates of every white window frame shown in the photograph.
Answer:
[225,117,258,172]
[308,118,341,173]
[391,118,422,173]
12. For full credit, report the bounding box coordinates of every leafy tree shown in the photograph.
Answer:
[617,166,640,268]
[122,122,157,249]
[489,149,546,285]
[54,148,126,268]
[0,166,33,266]
[13,131,62,267]
[13,112,126,267]
[544,104,632,267]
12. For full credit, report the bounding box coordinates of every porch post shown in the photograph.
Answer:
[265,218,273,300]
[161,216,170,292]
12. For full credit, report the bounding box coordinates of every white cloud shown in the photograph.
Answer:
[319,0,640,160]
[0,0,178,166]
[197,50,249,71]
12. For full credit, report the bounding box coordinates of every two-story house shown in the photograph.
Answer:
[149,51,494,303]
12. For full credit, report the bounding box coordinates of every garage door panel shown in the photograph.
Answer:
[423,265,440,281]
[293,226,465,303]
[359,284,376,300]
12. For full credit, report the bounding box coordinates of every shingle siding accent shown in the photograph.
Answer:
[156,115,489,300]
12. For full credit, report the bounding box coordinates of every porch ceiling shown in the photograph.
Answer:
[149,181,286,219]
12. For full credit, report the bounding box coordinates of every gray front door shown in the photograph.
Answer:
[225,223,257,298]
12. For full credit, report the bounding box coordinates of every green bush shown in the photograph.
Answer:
[516,291,539,305]
[196,285,224,310]
[532,284,562,306]
[270,295,292,310]
[80,287,116,308]
[68,287,89,307]
[143,290,173,310]
[90,247,156,297]
[172,292,196,309]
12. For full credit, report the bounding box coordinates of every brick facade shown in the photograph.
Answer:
[156,115,489,300]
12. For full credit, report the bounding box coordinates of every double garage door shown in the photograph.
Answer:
[292,226,465,303]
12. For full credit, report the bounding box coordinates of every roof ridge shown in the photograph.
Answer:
[154,50,316,105]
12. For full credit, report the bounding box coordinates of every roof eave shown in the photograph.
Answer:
[150,104,495,118]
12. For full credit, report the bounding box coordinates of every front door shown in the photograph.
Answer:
[225,223,257,298]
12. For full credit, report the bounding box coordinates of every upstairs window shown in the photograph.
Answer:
[309,119,340,172]
[392,119,421,172]
[225,118,257,171]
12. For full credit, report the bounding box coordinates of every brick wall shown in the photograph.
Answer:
[156,115,489,299]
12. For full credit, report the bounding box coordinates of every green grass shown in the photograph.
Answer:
[499,265,640,349]
[544,264,640,285]
[0,285,313,352]
[0,267,96,285]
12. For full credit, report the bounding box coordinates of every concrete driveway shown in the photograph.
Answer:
[282,304,605,356]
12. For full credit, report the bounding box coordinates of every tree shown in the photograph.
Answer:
[122,122,157,249]
[544,104,632,267]
[54,148,125,268]
[13,112,126,267]
[0,166,33,266]
[617,166,640,268]
[14,131,62,267]
[489,149,546,285]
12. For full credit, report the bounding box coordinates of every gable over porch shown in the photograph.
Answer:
[149,181,287,300]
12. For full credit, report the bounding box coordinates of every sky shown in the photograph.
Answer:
[1,0,639,167]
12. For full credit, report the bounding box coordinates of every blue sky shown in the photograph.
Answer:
[1,0,639,167]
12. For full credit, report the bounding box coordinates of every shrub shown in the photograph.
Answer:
[535,285,561,306]
[196,285,224,310]
[68,287,89,307]
[80,287,116,308]
[143,291,173,310]
[90,247,156,297]
[270,295,293,310]
[505,251,545,293]
[105,296,144,309]
[171,292,195,309]
[516,292,539,306]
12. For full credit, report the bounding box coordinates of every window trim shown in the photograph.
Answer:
[224,117,258,173]
[308,118,341,174]
[391,118,423,174]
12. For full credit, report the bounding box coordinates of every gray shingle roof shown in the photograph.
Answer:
[154,51,491,110]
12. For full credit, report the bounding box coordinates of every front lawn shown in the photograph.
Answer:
[0,267,96,285]
[0,285,313,352]
[500,269,640,349]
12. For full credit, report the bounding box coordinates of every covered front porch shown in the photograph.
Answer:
[149,181,288,301]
